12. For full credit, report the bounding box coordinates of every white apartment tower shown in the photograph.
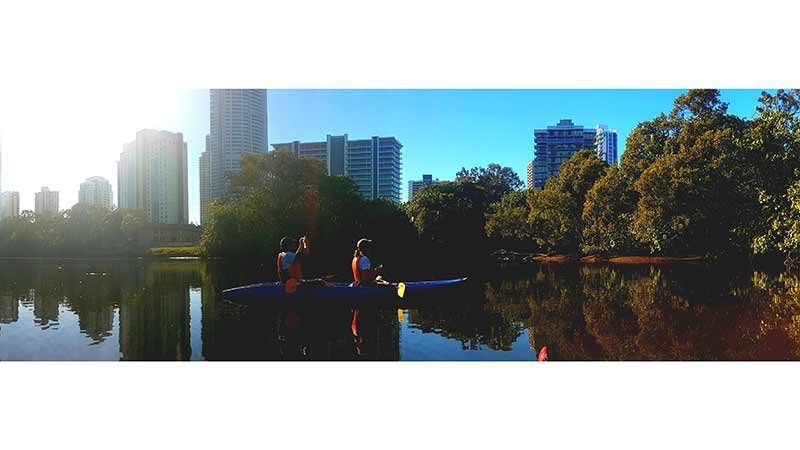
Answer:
[208,89,268,201]
[595,124,619,166]
[79,176,113,210]
[35,187,59,215]
[118,129,189,224]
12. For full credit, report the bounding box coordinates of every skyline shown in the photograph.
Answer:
[0,89,771,224]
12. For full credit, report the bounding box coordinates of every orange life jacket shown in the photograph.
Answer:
[278,252,303,281]
[352,256,362,284]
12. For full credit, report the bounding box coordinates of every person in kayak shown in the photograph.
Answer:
[277,236,308,283]
[352,238,384,286]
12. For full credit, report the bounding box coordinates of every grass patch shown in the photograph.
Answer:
[146,246,203,257]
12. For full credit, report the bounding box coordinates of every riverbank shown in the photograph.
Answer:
[494,250,706,264]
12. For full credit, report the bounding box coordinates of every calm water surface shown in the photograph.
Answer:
[1,259,799,361]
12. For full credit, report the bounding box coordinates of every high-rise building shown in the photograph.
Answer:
[272,134,403,202]
[208,89,268,201]
[34,187,59,215]
[532,119,596,189]
[0,134,3,193]
[0,191,19,219]
[595,124,618,166]
[199,135,211,224]
[526,160,534,190]
[78,176,113,210]
[118,129,189,225]
[408,174,438,200]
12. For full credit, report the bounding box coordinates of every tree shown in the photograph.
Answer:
[582,166,638,255]
[485,190,534,250]
[201,150,326,258]
[747,90,800,260]
[456,163,523,203]
[629,89,750,256]
[528,150,607,254]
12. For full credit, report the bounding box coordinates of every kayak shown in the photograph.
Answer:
[222,278,468,302]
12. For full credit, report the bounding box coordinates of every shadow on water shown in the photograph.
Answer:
[2,259,800,360]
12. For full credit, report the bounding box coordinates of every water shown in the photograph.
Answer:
[1,259,799,361]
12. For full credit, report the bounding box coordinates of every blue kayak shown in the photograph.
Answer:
[222,278,468,302]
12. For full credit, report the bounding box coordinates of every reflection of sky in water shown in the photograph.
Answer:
[400,313,537,361]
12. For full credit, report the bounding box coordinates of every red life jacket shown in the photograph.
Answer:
[352,256,361,284]
[278,252,303,281]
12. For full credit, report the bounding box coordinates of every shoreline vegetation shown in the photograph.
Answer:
[1,90,799,276]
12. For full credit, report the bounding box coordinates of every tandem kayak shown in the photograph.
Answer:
[222,278,468,302]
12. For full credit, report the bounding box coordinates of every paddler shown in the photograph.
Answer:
[352,238,384,286]
[277,236,308,283]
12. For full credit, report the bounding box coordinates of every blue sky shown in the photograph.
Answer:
[160,89,769,224]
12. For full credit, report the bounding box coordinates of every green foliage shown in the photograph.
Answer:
[628,90,750,256]
[529,150,607,254]
[146,246,202,257]
[581,166,638,255]
[485,190,534,247]
[0,204,149,257]
[456,163,523,204]
[200,150,326,258]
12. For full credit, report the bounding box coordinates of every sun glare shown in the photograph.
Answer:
[0,86,183,211]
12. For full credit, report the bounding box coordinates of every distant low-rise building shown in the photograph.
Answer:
[79,176,114,210]
[408,174,439,200]
[526,161,534,190]
[34,187,59,215]
[595,124,618,166]
[0,191,19,219]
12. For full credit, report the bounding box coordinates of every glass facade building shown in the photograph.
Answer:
[272,134,403,202]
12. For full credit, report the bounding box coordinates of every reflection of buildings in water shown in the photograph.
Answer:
[75,307,115,343]
[0,295,19,324]
[118,270,192,361]
[32,291,60,329]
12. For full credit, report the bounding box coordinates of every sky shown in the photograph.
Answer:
[0,89,770,224]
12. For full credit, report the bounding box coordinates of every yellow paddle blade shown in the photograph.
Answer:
[397,282,406,298]
[397,308,405,322]
[285,278,299,294]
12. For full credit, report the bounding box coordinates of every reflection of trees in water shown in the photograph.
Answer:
[407,294,524,350]
[515,264,800,360]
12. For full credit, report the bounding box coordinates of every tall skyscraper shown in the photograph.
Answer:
[595,124,618,166]
[408,174,438,201]
[199,134,211,224]
[78,176,113,210]
[208,89,268,201]
[532,119,596,188]
[34,187,59,215]
[272,134,403,202]
[0,191,19,219]
[527,160,534,190]
[118,129,189,225]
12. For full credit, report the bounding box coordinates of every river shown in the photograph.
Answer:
[1,259,799,361]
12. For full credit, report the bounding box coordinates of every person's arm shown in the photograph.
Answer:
[359,257,382,284]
